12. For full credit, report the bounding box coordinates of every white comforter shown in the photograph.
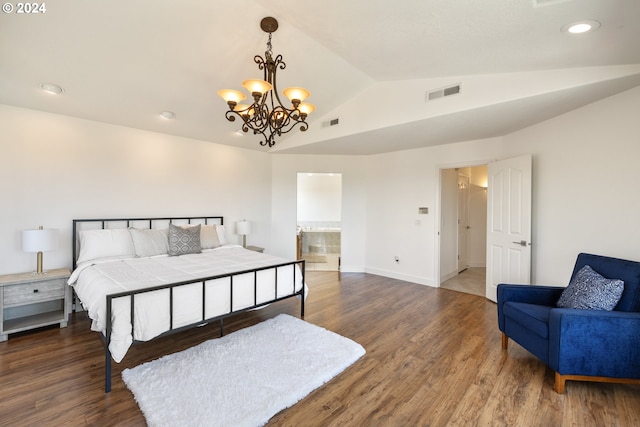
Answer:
[68,245,305,362]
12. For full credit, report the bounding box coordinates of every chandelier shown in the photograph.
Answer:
[218,17,315,148]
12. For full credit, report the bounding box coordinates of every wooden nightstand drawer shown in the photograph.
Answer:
[4,278,66,307]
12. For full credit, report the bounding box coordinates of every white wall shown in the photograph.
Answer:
[270,139,503,285]
[364,139,503,285]
[296,173,342,223]
[501,86,640,285]
[270,143,500,284]
[270,155,367,272]
[0,104,273,275]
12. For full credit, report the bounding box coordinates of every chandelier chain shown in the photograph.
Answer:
[266,32,273,58]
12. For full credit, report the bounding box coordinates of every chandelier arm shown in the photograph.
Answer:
[263,118,308,148]
[277,119,309,135]
[224,110,273,147]
[254,55,266,71]
[223,111,238,123]
[254,104,271,131]
[268,55,291,111]
[241,104,270,134]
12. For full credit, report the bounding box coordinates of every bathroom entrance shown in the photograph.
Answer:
[296,172,342,271]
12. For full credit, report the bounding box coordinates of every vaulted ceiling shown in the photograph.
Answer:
[1,0,639,155]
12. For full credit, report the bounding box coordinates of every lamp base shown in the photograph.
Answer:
[33,251,48,275]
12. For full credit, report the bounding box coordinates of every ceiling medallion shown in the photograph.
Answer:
[218,17,315,148]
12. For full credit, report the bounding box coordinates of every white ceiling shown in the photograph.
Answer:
[1,0,639,155]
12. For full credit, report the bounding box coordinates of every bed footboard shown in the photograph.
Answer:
[103,259,305,392]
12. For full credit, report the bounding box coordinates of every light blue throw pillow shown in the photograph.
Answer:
[557,265,624,311]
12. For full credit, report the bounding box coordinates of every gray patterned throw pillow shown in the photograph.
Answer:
[168,224,201,256]
[556,265,624,311]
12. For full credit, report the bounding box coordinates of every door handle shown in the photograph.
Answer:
[512,240,530,247]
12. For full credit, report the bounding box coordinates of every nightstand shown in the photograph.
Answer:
[0,268,71,341]
[246,245,264,253]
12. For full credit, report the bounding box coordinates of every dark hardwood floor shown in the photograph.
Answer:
[1,272,639,426]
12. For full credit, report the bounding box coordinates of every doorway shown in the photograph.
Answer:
[296,173,342,271]
[439,165,488,295]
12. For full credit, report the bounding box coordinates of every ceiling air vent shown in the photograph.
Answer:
[322,118,340,128]
[426,84,461,102]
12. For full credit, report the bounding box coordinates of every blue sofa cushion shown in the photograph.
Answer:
[557,265,624,311]
[503,302,552,339]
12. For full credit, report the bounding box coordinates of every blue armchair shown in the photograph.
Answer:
[497,253,640,393]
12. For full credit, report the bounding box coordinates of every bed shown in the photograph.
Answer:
[68,216,306,392]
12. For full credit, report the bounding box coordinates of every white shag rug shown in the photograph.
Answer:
[122,314,365,427]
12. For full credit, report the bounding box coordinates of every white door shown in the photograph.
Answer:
[457,173,470,272]
[486,155,532,302]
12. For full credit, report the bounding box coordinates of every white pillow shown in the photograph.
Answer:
[77,228,135,264]
[216,225,227,245]
[129,228,169,257]
[200,225,221,249]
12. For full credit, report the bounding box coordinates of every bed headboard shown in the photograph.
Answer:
[72,216,224,271]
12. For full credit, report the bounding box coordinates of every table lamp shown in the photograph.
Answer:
[235,220,251,248]
[22,226,59,274]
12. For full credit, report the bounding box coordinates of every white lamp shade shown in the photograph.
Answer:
[236,220,251,236]
[22,228,59,252]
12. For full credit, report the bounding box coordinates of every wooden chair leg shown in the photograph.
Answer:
[554,372,566,394]
[553,372,640,393]
[501,332,508,350]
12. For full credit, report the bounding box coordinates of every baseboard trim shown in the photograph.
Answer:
[364,267,436,287]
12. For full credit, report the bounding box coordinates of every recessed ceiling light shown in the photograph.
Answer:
[40,83,64,95]
[160,111,176,120]
[562,20,601,34]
